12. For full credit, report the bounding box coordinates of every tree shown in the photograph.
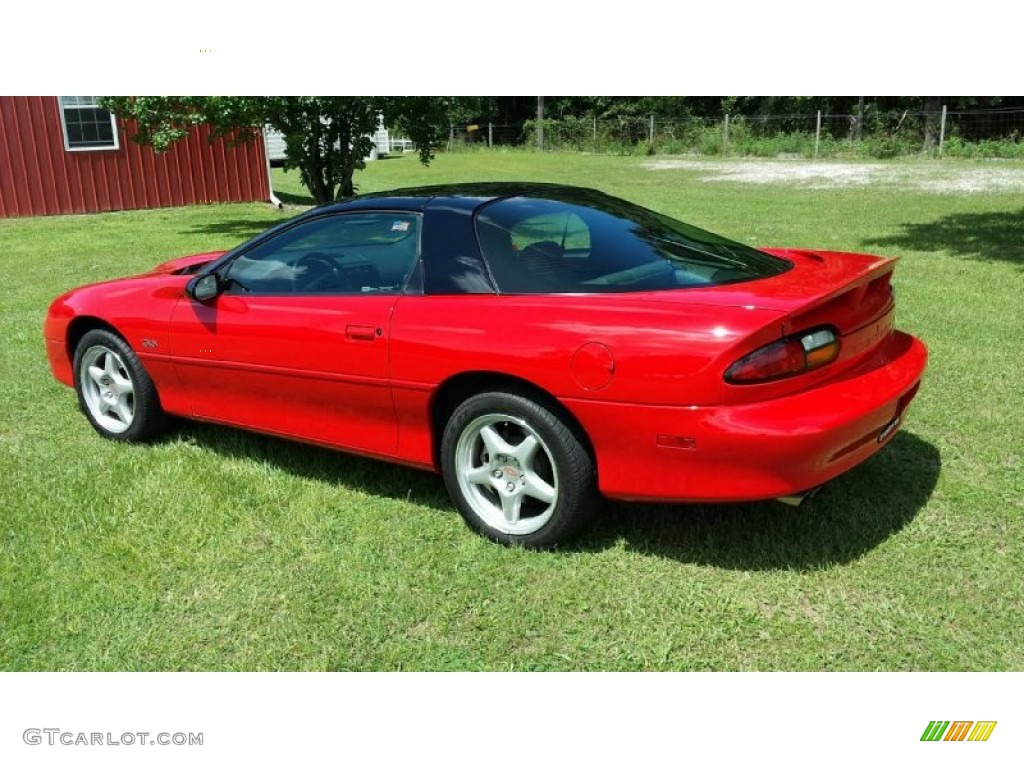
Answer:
[100,97,466,203]
[922,96,943,150]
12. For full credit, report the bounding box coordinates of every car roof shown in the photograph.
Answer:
[207,183,607,272]
[310,182,606,215]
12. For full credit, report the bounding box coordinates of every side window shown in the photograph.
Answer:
[477,207,592,293]
[510,211,590,256]
[223,213,420,295]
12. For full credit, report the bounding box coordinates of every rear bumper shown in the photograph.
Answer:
[564,331,928,502]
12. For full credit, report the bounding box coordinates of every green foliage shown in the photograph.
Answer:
[473,97,1024,161]
[525,116,664,156]
[105,98,1024,178]
[940,135,1024,159]
[858,135,908,159]
[530,96,1017,123]
[510,111,1024,161]
[100,97,468,203]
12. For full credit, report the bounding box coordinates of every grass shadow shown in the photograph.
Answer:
[167,422,453,513]
[182,217,291,239]
[274,189,317,206]
[574,431,940,570]
[163,422,937,571]
[863,209,1024,267]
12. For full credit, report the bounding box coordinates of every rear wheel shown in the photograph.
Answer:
[441,391,597,548]
[73,329,169,442]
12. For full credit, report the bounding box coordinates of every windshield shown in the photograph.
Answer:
[475,191,790,294]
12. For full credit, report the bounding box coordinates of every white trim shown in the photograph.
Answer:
[58,96,120,152]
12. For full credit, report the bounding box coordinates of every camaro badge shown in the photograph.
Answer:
[878,414,901,443]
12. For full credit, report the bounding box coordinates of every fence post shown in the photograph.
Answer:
[447,125,453,153]
[649,114,655,146]
[488,122,493,148]
[593,117,597,152]
[536,96,545,151]
[723,114,730,155]
[938,104,947,157]
[814,110,821,158]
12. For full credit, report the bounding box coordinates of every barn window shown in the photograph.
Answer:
[58,97,119,151]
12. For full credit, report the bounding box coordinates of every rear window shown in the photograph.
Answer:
[475,193,790,294]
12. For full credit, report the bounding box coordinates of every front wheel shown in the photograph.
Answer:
[73,329,169,442]
[440,391,598,548]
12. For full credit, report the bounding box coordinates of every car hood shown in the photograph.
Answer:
[147,251,227,275]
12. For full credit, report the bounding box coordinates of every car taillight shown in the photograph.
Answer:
[725,327,840,384]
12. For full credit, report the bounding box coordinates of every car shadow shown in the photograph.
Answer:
[166,422,454,512]
[863,209,1024,267]
[573,431,940,570]
[164,424,938,570]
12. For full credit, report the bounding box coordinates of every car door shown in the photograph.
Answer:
[168,211,421,456]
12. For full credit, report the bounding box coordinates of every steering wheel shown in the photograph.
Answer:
[295,252,343,292]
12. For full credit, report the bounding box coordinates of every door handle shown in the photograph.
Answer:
[346,324,379,341]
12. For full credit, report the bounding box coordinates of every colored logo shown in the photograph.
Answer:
[921,721,997,742]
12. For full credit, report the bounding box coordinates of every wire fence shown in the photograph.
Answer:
[438,108,1024,159]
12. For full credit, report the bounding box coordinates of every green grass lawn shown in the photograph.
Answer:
[2,153,1022,670]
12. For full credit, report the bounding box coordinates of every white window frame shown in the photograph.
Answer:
[58,97,120,152]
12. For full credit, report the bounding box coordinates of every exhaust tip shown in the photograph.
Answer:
[776,486,823,508]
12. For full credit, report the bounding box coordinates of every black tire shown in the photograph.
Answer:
[440,391,598,548]
[73,328,170,443]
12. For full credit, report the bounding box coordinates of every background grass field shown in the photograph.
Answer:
[2,153,1021,670]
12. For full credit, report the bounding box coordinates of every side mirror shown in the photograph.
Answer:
[187,273,221,303]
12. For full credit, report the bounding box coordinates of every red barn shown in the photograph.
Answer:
[0,96,271,218]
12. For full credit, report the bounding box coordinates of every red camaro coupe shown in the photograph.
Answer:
[44,184,927,547]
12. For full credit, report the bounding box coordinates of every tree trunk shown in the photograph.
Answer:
[338,171,355,199]
[923,96,942,150]
[304,159,332,204]
[301,128,334,204]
